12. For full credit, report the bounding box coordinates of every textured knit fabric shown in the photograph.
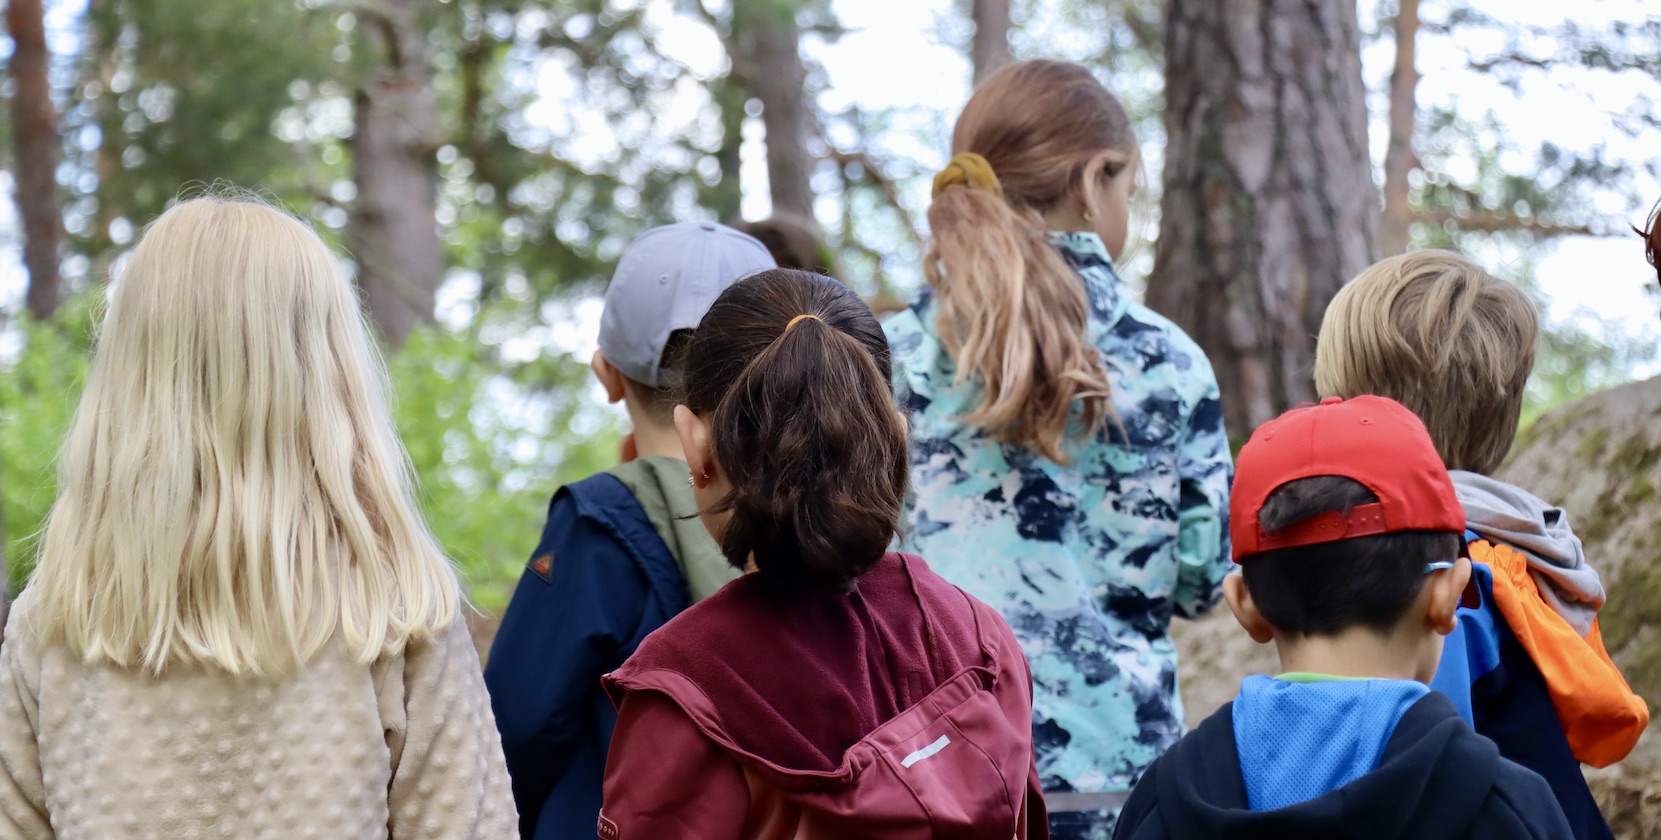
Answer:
[0,588,516,839]
[1113,692,1575,840]
[885,231,1233,830]
[1231,675,1427,811]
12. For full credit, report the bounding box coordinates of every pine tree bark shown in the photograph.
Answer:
[741,4,815,220]
[351,2,444,348]
[1380,0,1421,256]
[970,0,1012,86]
[1149,0,1379,435]
[7,0,65,320]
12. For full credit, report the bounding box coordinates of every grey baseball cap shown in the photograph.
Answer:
[597,221,777,388]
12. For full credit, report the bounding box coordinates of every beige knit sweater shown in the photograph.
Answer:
[0,591,518,838]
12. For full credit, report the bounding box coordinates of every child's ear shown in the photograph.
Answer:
[673,405,715,486]
[1426,556,1474,636]
[1224,573,1276,644]
[591,351,627,405]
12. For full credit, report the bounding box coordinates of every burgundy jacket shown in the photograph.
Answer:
[599,552,1047,840]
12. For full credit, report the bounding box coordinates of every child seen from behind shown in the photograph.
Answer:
[1113,396,1573,840]
[599,269,1046,839]
[0,195,516,837]
[1316,251,1646,840]
[886,59,1233,840]
[484,221,775,840]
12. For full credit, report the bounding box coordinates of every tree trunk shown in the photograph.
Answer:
[1148,0,1379,435]
[970,0,1013,86]
[707,77,747,222]
[7,0,64,320]
[351,5,444,348]
[742,4,815,220]
[1380,0,1421,257]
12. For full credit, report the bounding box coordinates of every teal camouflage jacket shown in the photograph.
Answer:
[885,232,1233,800]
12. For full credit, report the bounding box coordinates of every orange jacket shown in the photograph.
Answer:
[1471,540,1649,767]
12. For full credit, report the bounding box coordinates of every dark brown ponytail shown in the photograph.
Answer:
[680,269,908,591]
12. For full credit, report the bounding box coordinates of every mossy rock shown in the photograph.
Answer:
[1588,774,1661,838]
[1498,376,1661,778]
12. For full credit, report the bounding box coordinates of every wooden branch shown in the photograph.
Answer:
[827,148,925,250]
[1467,51,1552,73]
[1119,7,1163,58]
[1418,210,1607,238]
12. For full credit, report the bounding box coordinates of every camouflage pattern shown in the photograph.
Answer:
[884,232,1233,838]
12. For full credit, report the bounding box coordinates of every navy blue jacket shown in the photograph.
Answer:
[483,473,692,840]
[1113,692,1574,840]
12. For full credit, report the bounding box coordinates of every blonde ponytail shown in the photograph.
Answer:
[925,187,1112,463]
[923,60,1136,463]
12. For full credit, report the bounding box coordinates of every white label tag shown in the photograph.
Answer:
[901,734,951,768]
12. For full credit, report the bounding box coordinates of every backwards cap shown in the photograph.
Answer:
[598,221,776,388]
[1231,395,1466,562]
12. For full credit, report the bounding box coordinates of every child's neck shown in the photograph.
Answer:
[628,417,685,461]
[1274,626,1430,683]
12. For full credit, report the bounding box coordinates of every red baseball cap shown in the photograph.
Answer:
[1231,395,1466,562]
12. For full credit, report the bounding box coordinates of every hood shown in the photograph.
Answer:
[603,553,1037,835]
[1157,692,1502,840]
[1232,676,1427,811]
[606,455,738,602]
[1449,470,1604,634]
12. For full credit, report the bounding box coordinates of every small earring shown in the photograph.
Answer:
[687,474,696,487]
[1084,209,1099,223]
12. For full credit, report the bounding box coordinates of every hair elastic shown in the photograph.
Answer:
[785,314,822,332]
[931,152,1003,199]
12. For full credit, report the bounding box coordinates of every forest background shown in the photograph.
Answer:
[2,0,1659,613]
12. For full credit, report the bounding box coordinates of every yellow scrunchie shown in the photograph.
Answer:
[931,152,1003,199]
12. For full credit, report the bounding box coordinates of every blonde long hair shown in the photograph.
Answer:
[926,60,1133,463]
[30,195,460,676]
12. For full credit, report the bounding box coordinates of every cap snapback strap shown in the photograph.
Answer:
[1253,502,1390,552]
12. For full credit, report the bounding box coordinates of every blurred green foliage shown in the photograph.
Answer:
[0,299,621,611]
[386,319,623,612]
[0,301,96,596]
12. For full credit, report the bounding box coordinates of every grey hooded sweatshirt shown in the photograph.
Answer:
[1449,470,1605,635]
